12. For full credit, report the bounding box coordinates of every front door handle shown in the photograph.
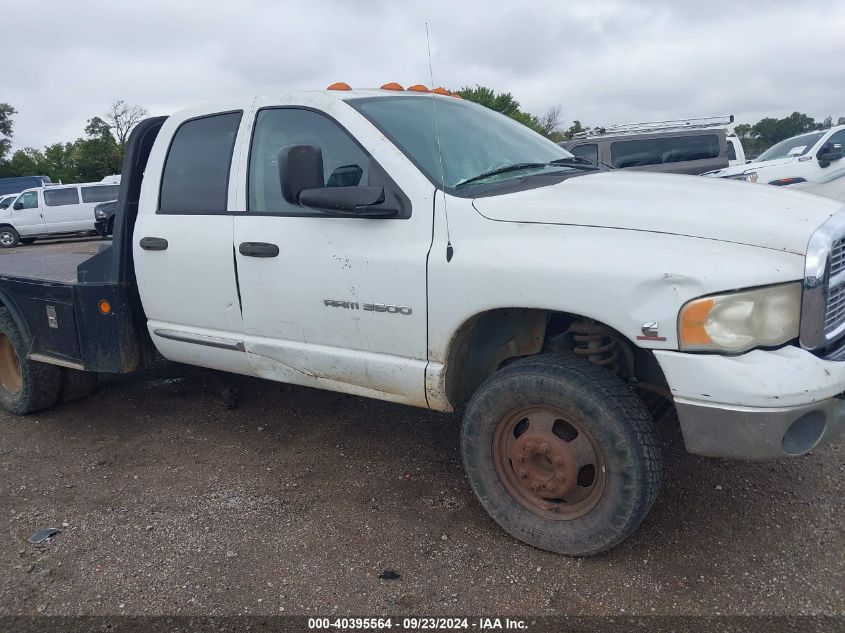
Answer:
[140,237,168,251]
[239,242,279,258]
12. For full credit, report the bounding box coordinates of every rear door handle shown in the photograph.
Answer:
[239,242,279,258]
[140,237,168,251]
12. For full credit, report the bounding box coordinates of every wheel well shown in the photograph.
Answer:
[443,309,671,412]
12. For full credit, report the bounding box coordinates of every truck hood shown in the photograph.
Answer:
[472,171,842,255]
[705,156,797,177]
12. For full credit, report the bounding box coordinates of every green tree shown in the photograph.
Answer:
[733,123,752,140]
[454,85,543,133]
[0,103,16,162]
[839,117,845,126]
[751,112,818,147]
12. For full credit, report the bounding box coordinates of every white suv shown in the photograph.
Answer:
[706,125,845,185]
[0,182,120,247]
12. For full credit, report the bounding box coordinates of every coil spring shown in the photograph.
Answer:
[568,320,620,374]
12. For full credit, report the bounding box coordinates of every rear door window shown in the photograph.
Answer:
[81,185,119,203]
[43,188,80,206]
[159,111,242,214]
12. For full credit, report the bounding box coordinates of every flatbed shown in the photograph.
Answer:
[0,240,103,284]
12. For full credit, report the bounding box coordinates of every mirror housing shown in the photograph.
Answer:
[278,144,397,217]
[299,186,396,217]
[818,142,843,167]
[279,144,324,204]
[12,202,22,211]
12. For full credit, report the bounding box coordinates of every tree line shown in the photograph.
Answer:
[1,89,843,184]
[0,101,147,183]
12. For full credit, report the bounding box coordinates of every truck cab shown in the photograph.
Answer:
[1,86,844,557]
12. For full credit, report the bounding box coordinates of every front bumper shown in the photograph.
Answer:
[654,346,845,460]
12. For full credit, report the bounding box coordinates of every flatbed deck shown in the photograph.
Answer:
[0,239,104,284]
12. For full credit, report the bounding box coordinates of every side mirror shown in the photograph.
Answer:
[819,142,843,167]
[279,144,396,217]
[12,202,22,210]
[279,144,325,204]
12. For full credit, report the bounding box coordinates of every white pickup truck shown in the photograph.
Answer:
[0,85,843,556]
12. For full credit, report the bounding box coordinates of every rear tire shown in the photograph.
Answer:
[0,308,61,414]
[461,353,662,556]
[58,368,99,403]
[0,227,20,248]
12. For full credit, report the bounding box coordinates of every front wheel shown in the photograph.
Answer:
[461,354,662,556]
[0,227,20,248]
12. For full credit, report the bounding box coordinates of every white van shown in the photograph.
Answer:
[0,182,120,247]
[705,125,845,184]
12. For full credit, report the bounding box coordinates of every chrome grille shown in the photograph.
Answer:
[801,209,845,350]
[830,238,845,278]
[825,283,845,334]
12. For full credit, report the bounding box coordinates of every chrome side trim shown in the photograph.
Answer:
[801,208,845,349]
[153,329,245,352]
[27,353,85,371]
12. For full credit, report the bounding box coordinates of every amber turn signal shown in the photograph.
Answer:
[98,300,112,315]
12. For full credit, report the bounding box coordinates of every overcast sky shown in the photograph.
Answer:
[4,0,844,150]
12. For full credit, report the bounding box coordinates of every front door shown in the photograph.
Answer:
[11,191,46,236]
[232,101,435,406]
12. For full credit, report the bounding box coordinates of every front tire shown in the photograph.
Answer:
[0,308,61,414]
[461,354,662,556]
[0,227,20,248]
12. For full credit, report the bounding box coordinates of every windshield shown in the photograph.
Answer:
[349,96,575,190]
[757,131,825,162]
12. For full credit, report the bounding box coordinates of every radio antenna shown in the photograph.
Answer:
[426,22,453,262]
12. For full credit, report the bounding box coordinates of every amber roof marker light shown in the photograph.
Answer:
[327,82,351,91]
[381,82,404,91]
[407,84,430,92]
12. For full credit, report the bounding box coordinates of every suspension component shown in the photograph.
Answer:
[567,319,621,374]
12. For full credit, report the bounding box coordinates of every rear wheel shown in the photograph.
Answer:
[0,308,61,414]
[461,353,662,556]
[0,227,20,248]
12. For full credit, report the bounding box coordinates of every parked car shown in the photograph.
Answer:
[0,88,843,557]
[0,182,120,247]
[705,125,845,184]
[0,175,53,197]
[0,193,19,210]
[561,116,743,175]
[94,200,117,236]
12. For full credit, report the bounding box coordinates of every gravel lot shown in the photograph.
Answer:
[0,241,843,619]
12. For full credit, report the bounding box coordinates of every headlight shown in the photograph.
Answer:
[678,283,801,353]
[723,172,758,183]
[95,208,107,219]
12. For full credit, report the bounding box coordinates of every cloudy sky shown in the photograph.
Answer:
[4,0,844,150]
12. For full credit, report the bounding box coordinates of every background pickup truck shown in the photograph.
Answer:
[0,86,843,556]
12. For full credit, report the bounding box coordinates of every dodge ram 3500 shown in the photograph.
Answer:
[0,85,843,555]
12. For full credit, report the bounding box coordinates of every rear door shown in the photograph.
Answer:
[134,103,255,377]
[231,97,435,405]
[10,190,47,236]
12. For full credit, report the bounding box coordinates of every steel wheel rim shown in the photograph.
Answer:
[492,404,606,520]
[0,334,22,394]
[0,232,14,246]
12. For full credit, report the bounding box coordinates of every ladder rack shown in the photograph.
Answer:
[572,115,734,139]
